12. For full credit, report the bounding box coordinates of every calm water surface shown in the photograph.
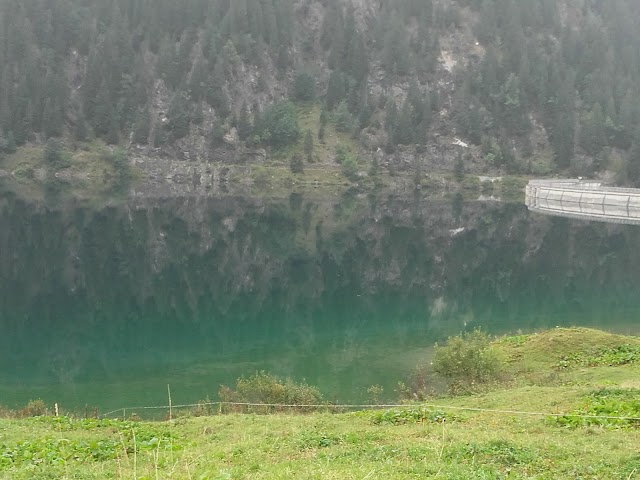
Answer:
[1,191,639,413]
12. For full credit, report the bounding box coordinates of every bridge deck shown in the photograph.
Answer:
[526,179,640,225]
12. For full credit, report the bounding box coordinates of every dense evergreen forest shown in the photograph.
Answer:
[1,0,640,183]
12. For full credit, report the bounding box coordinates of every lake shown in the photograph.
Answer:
[1,190,639,414]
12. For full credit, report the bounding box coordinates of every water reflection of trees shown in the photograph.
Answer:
[1,195,640,388]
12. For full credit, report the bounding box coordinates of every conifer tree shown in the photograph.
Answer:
[290,152,304,173]
[42,99,64,138]
[106,111,120,145]
[6,131,16,153]
[293,73,315,102]
[92,82,117,140]
[132,108,151,145]
[75,111,88,142]
[395,101,414,145]
[385,100,399,142]
[167,92,191,141]
[454,149,465,182]
[304,129,314,162]
[627,127,640,186]
[237,104,252,140]
[207,58,230,118]
[579,104,607,156]
[326,71,345,110]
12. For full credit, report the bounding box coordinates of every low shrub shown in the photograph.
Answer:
[433,329,505,394]
[18,399,49,418]
[396,365,433,401]
[218,371,324,414]
[366,384,385,405]
[0,404,15,418]
[335,145,359,181]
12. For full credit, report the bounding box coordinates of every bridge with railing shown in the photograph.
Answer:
[525,179,640,225]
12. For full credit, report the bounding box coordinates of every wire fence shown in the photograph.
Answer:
[99,400,640,423]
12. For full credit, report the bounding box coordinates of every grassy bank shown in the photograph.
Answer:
[0,140,138,203]
[1,328,639,479]
[1,134,529,204]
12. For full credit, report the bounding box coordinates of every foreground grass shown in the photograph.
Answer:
[2,328,640,479]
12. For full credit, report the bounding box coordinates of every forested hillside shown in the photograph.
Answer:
[1,0,640,184]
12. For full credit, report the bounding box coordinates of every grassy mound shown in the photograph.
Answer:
[497,327,640,368]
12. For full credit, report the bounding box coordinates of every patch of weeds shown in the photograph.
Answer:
[562,460,627,479]
[0,437,121,469]
[445,439,538,467]
[367,407,450,426]
[1,422,182,471]
[212,470,233,480]
[499,334,530,347]
[31,416,145,432]
[296,430,344,449]
[556,344,640,369]
[362,444,405,462]
[622,454,640,477]
[119,422,182,450]
[553,388,640,428]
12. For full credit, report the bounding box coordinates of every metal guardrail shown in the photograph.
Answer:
[526,179,640,225]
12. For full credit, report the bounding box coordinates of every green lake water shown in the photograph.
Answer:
[1,191,639,414]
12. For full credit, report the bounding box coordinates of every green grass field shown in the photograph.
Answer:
[1,328,639,479]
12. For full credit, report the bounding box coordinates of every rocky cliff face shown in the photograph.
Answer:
[137,0,486,175]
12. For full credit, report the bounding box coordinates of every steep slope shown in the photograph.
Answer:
[1,0,640,187]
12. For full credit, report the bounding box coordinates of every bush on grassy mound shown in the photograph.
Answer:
[433,329,506,394]
[219,371,324,413]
